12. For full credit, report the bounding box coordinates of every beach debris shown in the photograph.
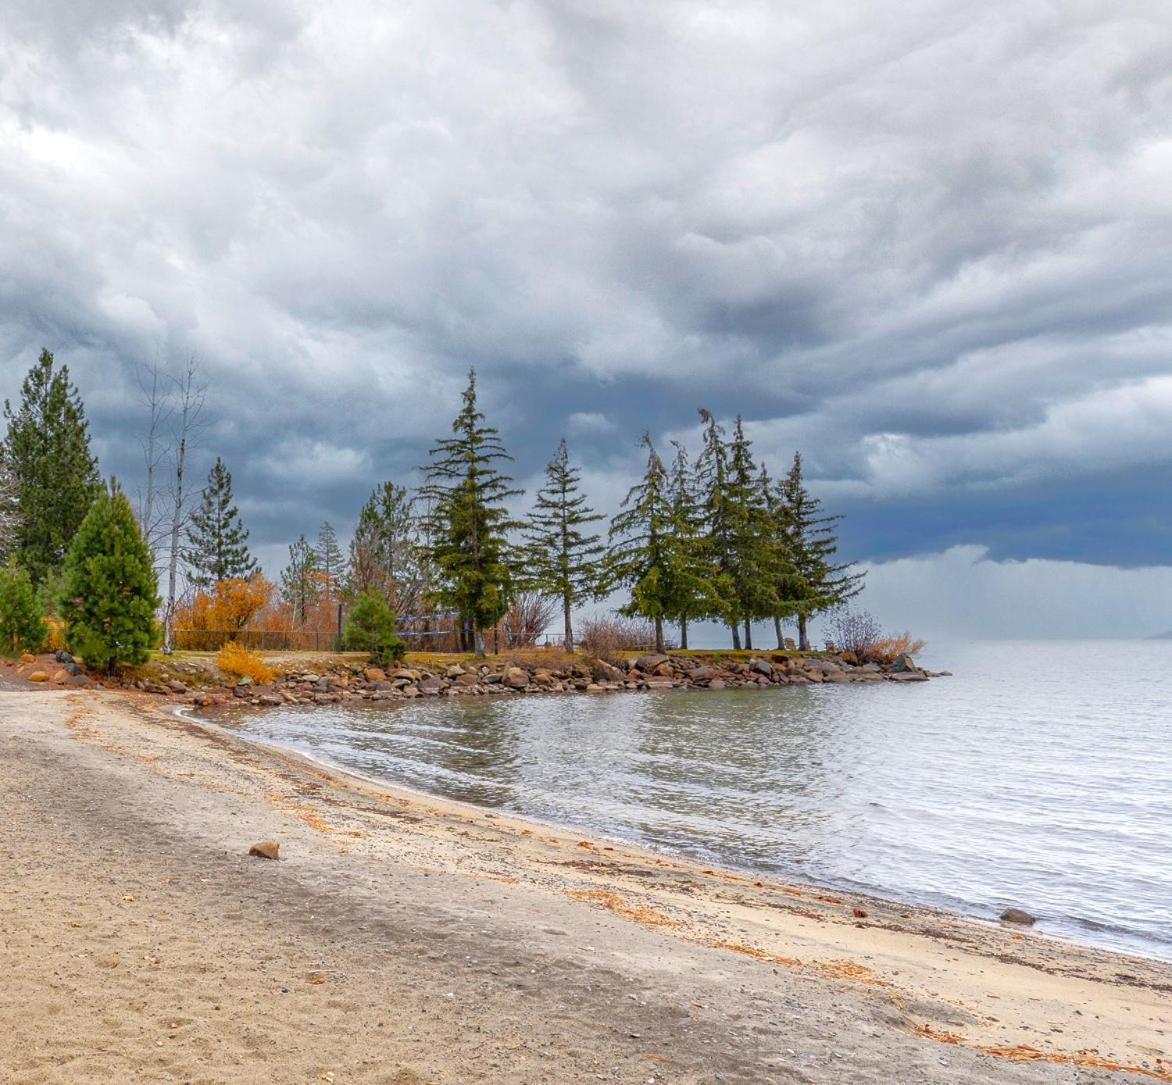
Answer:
[1000,907,1036,926]
[248,840,280,860]
[852,907,868,918]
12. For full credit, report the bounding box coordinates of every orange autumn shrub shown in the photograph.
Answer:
[871,631,927,663]
[176,575,273,632]
[216,640,274,685]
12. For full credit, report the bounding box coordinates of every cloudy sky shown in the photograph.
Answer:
[2,0,1171,638]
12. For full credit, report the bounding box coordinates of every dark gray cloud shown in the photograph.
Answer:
[2,1,1171,632]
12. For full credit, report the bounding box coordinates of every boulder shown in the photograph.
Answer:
[1000,907,1036,926]
[167,679,188,694]
[645,676,674,689]
[635,654,669,672]
[892,653,914,673]
[248,840,280,860]
[455,672,481,687]
[20,653,36,664]
[392,668,420,682]
[364,667,387,682]
[418,677,444,694]
[28,671,50,682]
[258,694,283,706]
[749,657,773,677]
[503,667,528,689]
[591,660,625,683]
[444,664,466,678]
[707,678,726,690]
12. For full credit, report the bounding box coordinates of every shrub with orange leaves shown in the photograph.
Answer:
[216,640,275,685]
[871,631,927,663]
[178,575,273,632]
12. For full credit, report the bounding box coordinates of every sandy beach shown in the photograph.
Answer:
[2,688,1170,1084]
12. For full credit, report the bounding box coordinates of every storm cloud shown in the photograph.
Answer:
[2,1,1171,634]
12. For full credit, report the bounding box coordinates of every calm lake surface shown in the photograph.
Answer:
[227,640,1172,960]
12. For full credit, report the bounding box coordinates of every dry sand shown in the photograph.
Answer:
[1,688,1169,1084]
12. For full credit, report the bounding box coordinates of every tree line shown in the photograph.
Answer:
[0,349,864,667]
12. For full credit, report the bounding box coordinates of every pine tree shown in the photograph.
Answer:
[2,348,101,582]
[776,452,865,650]
[315,521,344,607]
[0,560,46,656]
[724,417,779,650]
[523,439,605,654]
[695,409,742,647]
[419,370,520,656]
[280,535,320,624]
[186,457,257,588]
[347,482,429,615]
[608,434,676,655]
[665,440,712,650]
[60,481,159,673]
[758,462,793,650]
[342,589,407,666]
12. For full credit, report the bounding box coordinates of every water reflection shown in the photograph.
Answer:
[227,640,1172,960]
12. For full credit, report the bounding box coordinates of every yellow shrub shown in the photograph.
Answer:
[216,640,275,685]
[872,632,927,663]
[44,617,66,653]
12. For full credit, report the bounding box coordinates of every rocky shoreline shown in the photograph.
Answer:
[146,649,945,709]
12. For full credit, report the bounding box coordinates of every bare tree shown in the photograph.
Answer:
[134,360,174,567]
[501,590,558,648]
[162,357,207,654]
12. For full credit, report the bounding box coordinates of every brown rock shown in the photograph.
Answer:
[28,670,50,682]
[504,667,528,689]
[19,653,36,664]
[707,678,726,690]
[364,667,387,682]
[1000,907,1036,926]
[248,840,280,860]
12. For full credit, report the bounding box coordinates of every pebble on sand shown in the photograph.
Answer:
[248,840,280,860]
[1000,907,1036,926]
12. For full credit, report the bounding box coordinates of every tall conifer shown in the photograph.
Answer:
[775,452,865,649]
[608,434,675,655]
[665,440,711,650]
[523,439,605,654]
[419,370,519,656]
[315,521,344,606]
[186,457,257,587]
[2,349,101,582]
[280,534,319,624]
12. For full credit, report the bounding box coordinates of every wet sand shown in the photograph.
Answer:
[2,689,1169,1083]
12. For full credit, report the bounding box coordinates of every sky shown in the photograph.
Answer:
[2,0,1171,639]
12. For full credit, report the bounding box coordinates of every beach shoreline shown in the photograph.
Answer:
[3,688,1169,1083]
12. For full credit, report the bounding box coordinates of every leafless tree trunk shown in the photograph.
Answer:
[162,358,206,655]
[134,361,174,568]
[774,616,784,650]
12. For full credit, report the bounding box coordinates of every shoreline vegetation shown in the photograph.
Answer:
[1,351,900,682]
[2,688,1169,1083]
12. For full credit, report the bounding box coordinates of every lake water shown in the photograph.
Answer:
[225,640,1172,960]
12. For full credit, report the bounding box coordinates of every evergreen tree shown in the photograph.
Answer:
[608,434,675,655]
[775,452,865,650]
[0,560,46,656]
[60,481,159,673]
[186,457,257,588]
[0,459,19,559]
[695,409,742,647]
[724,417,780,650]
[523,439,605,654]
[347,482,429,615]
[2,348,101,582]
[665,440,712,650]
[419,370,520,656]
[280,534,320,624]
[315,521,344,607]
[342,589,407,666]
[758,462,793,650]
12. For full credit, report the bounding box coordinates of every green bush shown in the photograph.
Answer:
[61,481,159,673]
[342,590,406,666]
[0,560,47,656]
